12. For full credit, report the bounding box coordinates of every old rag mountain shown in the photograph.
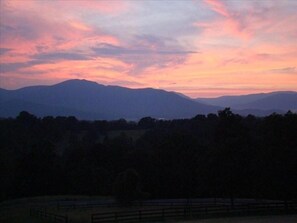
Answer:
[0,79,219,120]
[196,91,297,114]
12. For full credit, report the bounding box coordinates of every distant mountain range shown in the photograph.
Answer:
[0,79,296,120]
[196,91,297,113]
[0,79,219,120]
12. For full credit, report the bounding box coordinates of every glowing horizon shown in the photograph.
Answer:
[1,0,297,98]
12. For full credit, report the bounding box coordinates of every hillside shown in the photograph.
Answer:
[0,79,219,120]
[196,91,297,112]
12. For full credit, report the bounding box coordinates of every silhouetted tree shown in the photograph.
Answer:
[1,110,297,201]
[138,117,156,128]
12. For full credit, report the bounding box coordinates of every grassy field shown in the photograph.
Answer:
[177,215,297,223]
[1,196,296,223]
[1,206,51,223]
[0,195,110,223]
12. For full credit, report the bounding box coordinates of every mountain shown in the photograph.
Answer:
[196,91,297,112]
[0,79,219,120]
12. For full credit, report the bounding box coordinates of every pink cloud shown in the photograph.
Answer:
[202,1,276,41]
[199,0,297,43]
[67,1,129,14]
[2,0,128,15]
[201,0,252,40]
[203,0,229,17]
[0,1,124,90]
[0,1,120,62]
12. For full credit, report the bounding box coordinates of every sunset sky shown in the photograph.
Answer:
[0,0,296,97]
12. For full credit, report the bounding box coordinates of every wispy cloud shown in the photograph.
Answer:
[0,48,11,55]
[269,67,296,74]
[92,43,196,56]
[92,35,197,74]
[203,0,229,17]
[32,52,91,61]
[200,0,283,41]
[0,60,50,73]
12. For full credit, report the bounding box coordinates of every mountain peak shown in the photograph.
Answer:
[0,79,218,120]
[56,79,101,87]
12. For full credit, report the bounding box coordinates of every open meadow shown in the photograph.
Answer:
[177,215,297,223]
[1,196,297,223]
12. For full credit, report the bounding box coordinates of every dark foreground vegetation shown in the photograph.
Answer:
[0,109,297,203]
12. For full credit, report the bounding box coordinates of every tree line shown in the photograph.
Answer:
[0,109,297,202]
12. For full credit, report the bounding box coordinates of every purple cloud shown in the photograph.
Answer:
[0,48,11,55]
[92,35,197,74]
[32,52,91,61]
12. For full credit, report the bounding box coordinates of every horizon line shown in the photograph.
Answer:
[1,78,297,99]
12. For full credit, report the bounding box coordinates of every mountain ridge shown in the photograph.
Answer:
[1,79,296,120]
[0,79,219,120]
[196,91,297,111]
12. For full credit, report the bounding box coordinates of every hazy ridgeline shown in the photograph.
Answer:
[0,109,297,202]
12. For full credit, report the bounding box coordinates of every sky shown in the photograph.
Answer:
[0,0,297,98]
